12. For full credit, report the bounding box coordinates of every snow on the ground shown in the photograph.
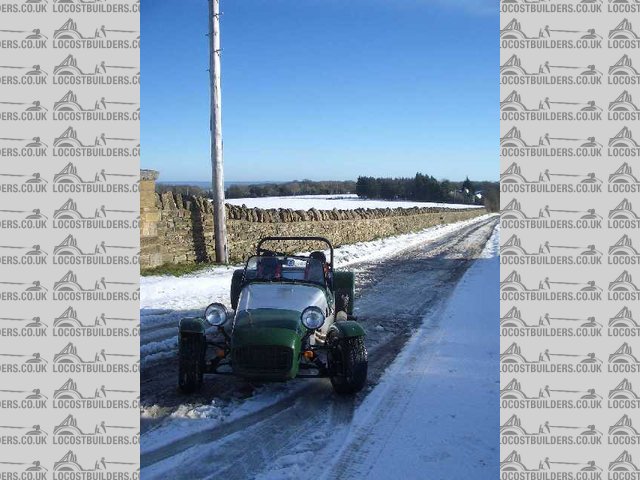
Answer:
[139,214,496,457]
[141,265,236,312]
[321,224,500,480]
[332,214,493,268]
[227,194,481,211]
[140,381,309,454]
[141,216,499,470]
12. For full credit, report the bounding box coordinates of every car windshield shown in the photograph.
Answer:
[244,255,327,287]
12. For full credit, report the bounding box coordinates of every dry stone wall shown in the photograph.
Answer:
[139,171,486,268]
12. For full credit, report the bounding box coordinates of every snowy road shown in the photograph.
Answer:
[139,214,498,479]
[326,225,499,480]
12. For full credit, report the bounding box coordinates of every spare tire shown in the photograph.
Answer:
[333,271,355,315]
[230,269,244,310]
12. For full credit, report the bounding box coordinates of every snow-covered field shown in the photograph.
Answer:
[226,194,482,211]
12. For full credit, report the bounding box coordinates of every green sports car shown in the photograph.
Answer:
[178,236,368,394]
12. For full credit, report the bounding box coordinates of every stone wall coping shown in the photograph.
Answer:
[140,170,159,181]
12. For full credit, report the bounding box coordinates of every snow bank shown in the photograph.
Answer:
[140,265,235,313]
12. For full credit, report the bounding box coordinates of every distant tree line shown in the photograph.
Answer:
[155,180,355,199]
[356,174,499,211]
[155,175,499,213]
[225,180,356,199]
[156,184,210,197]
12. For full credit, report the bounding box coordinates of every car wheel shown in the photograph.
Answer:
[178,332,205,393]
[329,335,368,394]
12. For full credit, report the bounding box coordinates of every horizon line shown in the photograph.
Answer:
[157,177,500,185]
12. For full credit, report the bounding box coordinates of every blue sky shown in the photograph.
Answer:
[141,0,496,183]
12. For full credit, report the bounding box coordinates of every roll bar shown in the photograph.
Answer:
[256,236,334,269]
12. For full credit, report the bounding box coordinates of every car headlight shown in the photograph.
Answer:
[301,306,325,330]
[204,303,228,326]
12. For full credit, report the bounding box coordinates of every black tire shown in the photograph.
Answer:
[230,269,244,310]
[178,332,205,393]
[329,335,368,394]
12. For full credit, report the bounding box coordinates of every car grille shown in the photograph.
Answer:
[233,346,293,373]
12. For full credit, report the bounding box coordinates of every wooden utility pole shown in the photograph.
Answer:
[209,0,229,263]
